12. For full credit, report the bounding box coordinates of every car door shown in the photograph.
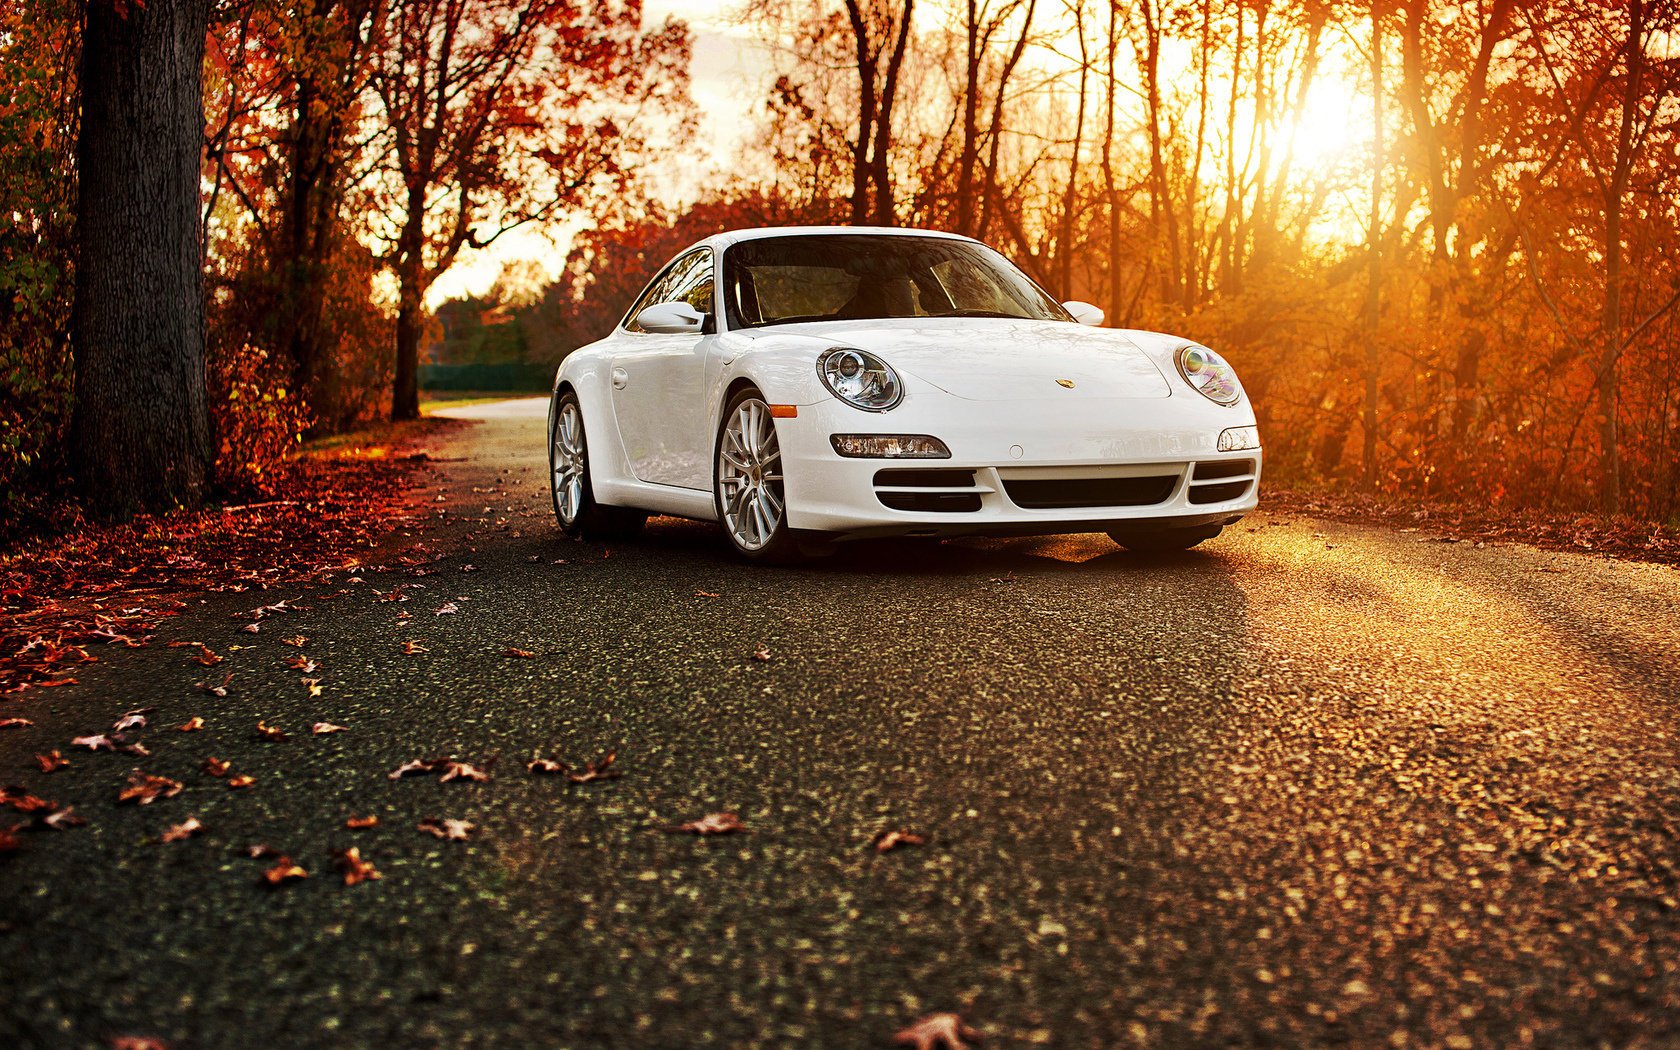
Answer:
[610,248,716,489]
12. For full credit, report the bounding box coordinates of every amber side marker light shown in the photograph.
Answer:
[769,405,798,418]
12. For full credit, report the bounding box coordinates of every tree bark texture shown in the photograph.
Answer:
[72,0,213,516]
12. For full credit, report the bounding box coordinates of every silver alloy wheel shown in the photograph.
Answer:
[553,401,587,525]
[717,397,785,552]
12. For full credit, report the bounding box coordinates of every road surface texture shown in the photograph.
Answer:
[4,397,1679,1048]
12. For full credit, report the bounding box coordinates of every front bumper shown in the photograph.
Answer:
[779,392,1262,538]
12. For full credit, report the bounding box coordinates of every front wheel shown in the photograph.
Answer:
[1108,525,1222,552]
[714,389,817,564]
[550,391,646,541]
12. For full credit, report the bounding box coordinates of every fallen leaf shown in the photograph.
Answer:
[388,757,442,780]
[108,1037,171,1050]
[503,646,536,658]
[194,673,232,697]
[227,774,255,789]
[176,717,206,732]
[35,751,67,773]
[255,720,288,742]
[402,640,429,654]
[893,1012,982,1050]
[334,846,382,886]
[161,817,204,843]
[0,717,33,729]
[284,654,317,673]
[417,817,476,841]
[434,601,459,616]
[312,722,348,735]
[192,645,224,667]
[203,756,231,777]
[0,825,21,853]
[751,646,772,662]
[71,734,115,752]
[871,829,926,854]
[241,622,260,634]
[281,634,308,647]
[439,760,490,783]
[1,788,56,814]
[694,590,720,598]
[528,750,621,784]
[118,771,183,806]
[111,708,153,733]
[41,806,86,830]
[345,814,379,829]
[663,811,747,836]
[301,678,323,697]
[260,856,308,887]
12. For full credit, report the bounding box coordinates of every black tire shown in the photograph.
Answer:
[1107,525,1222,552]
[549,390,646,541]
[712,387,823,564]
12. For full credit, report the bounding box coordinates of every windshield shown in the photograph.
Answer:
[722,234,1070,330]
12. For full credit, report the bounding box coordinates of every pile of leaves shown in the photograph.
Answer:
[1264,487,1680,567]
[0,419,457,693]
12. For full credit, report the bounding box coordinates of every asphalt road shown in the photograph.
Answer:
[4,397,1680,1048]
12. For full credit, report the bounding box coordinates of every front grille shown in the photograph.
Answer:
[1188,480,1252,504]
[879,491,983,513]
[873,468,976,488]
[1193,458,1255,481]
[1003,475,1177,510]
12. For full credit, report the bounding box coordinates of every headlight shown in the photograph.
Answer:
[818,347,902,411]
[1218,425,1260,452]
[830,434,950,458]
[1176,345,1242,405]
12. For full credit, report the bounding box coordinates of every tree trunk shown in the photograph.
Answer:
[954,0,981,236]
[72,0,213,516]
[1598,0,1646,516]
[392,199,427,421]
[843,0,877,225]
[1362,0,1384,490]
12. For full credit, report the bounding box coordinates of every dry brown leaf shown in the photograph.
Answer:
[345,814,379,829]
[108,1036,171,1050]
[334,846,382,886]
[417,817,476,841]
[241,622,260,634]
[1,788,56,814]
[203,756,231,777]
[439,760,490,783]
[0,717,33,729]
[663,811,747,836]
[227,774,255,789]
[71,733,116,752]
[118,771,183,806]
[893,1012,982,1050]
[160,817,203,843]
[751,646,772,662]
[402,640,429,654]
[281,634,308,647]
[0,824,21,853]
[527,750,621,784]
[260,856,308,886]
[284,654,317,673]
[312,721,348,735]
[35,750,67,773]
[255,720,288,742]
[176,717,206,732]
[192,645,224,667]
[41,806,85,830]
[503,646,536,658]
[694,590,720,598]
[871,829,926,854]
[111,708,153,733]
[301,678,323,697]
[434,601,459,616]
[193,673,232,697]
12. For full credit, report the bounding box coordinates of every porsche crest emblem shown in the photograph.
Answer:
[1056,378,1075,389]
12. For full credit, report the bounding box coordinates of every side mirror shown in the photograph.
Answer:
[1063,300,1104,327]
[636,301,706,334]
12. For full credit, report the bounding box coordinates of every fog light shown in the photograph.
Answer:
[830,434,951,459]
[1217,425,1260,452]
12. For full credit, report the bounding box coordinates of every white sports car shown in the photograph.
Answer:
[548,226,1261,562]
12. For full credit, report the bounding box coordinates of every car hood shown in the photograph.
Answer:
[738,317,1173,401]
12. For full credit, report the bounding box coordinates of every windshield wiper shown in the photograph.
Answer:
[927,309,1026,320]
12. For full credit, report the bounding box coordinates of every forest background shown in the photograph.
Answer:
[2,0,1677,528]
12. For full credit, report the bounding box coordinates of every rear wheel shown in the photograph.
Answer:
[1108,525,1222,552]
[714,389,818,564]
[550,391,646,541]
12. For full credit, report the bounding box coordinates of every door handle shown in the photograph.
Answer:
[611,367,628,389]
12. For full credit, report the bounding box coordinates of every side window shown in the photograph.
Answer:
[622,248,714,332]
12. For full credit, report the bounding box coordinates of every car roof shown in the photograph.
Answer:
[684,225,979,256]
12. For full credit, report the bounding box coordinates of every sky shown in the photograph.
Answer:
[426,1,768,306]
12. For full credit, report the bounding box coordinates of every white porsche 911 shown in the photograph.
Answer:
[548,226,1261,563]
